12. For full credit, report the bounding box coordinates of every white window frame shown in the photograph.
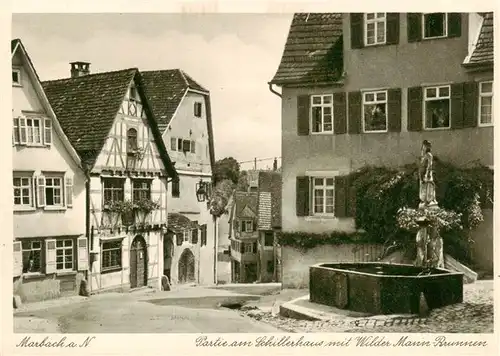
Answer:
[13,174,33,208]
[244,242,254,254]
[312,177,335,216]
[21,239,42,274]
[101,240,123,272]
[364,13,386,46]
[423,85,451,131]
[241,219,254,233]
[479,81,494,127]
[56,239,74,272]
[310,94,334,134]
[12,68,21,86]
[25,117,43,145]
[362,90,388,133]
[183,230,190,243]
[44,176,64,208]
[422,12,448,39]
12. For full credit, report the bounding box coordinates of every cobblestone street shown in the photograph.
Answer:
[241,280,494,333]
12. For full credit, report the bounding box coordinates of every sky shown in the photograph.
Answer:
[11,13,292,170]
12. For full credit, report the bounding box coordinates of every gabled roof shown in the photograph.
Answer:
[140,69,209,131]
[269,13,344,87]
[41,68,177,178]
[11,39,82,168]
[464,12,494,67]
[257,171,282,229]
[233,192,259,219]
[167,213,199,233]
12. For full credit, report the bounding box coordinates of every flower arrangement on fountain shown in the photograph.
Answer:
[396,206,463,233]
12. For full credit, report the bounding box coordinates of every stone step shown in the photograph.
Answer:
[444,254,478,284]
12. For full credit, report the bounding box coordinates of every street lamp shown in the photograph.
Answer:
[196,179,208,202]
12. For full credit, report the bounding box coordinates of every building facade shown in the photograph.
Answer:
[141,69,217,285]
[12,39,88,302]
[270,12,494,286]
[43,65,177,293]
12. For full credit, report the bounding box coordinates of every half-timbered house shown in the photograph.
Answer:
[12,39,87,303]
[141,70,217,285]
[43,64,177,293]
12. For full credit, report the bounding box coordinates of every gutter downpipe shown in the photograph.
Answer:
[83,164,92,293]
[268,83,282,98]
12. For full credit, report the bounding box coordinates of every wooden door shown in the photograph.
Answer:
[130,236,147,288]
[178,249,195,283]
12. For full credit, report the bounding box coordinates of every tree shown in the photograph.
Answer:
[236,170,249,192]
[213,157,240,185]
[209,179,235,217]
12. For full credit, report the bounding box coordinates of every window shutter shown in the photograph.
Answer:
[448,13,462,38]
[182,139,190,152]
[170,137,177,151]
[297,95,310,136]
[77,236,88,271]
[387,88,402,132]
[177,138,183,151]
[253,242,257,254]
[296,176,310,217]
[13,241,23,277]
[65,175,74,207]
[190,140,196,153]
[191,229,199,244]
[348,91,362,134]
[19,117,27,144]
[176,233,183,246]
[13,118,20,145]
[240,243,244,254]
[350,13,364,49]
[450,83,465,129]
[407,87,423,131]
[333,92,347,135]
[386,13,400,45]
[334,176,348,218]
[36,176,46,207]
[44,118,52,145]
[407,13,422,42]
[45,239,56,274]
[463,82,478,128]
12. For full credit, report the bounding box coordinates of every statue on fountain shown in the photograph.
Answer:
[415,140,444,268]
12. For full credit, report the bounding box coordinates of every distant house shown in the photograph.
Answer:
[12,39,87,303]
[269,13,494,287]
[141,69,217,285]
[43,64,177,293]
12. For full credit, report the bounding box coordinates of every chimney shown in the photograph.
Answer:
[273,158,278,171]
[70,62,91,78]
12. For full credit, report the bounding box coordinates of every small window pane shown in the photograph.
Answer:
[65,240,72,247]
[312,107,322,132]
[314,178,324,186]
[32,241,41,249]
[56,240,63,248]
[376,22,385,42]
[326,178,334,185]
[312,96,321,105]
[366,13,375,20]
[365,93,375,102]
[13,178,20,186]
[425,99,450,128]
[376,13,385,18]
[376,92,386,101]
[426,88,437,98]
[323,95,332,104]
[439,87,450,97]
[481,82,493,93]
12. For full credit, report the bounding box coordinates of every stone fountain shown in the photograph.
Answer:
[308,140,464,315]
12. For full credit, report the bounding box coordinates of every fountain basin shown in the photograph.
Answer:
[309,262,463,315]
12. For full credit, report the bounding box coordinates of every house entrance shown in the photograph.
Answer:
[130,235,148,288]
[244,263,258,283]
[178,249,196,283]
[163,234,174,280]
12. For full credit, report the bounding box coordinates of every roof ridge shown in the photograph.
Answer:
[42,67,138,84]
[178,69,190,87]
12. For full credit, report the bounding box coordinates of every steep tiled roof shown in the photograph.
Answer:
[140,69,209,132]
[42,68,137,165]
[269,13,344,86]
[234,192,259,218]
[257,171,282,229]
[466,12,494,66]
[11,38,20,53]
[167,213,199,233]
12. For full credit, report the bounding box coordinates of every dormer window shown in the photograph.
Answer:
[194,102,202,117]
[127,128,138,151]
[423,13,448,39]
[12,69,21,86]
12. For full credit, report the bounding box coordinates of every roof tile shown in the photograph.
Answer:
[468,12,494,65]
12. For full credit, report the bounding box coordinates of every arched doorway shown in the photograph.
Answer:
[130,235,148,288]
[178,249,195,283]
[163,233,174,280]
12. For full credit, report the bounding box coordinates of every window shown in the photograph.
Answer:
[129,85,140,102]
[479,81,493,126]
[44,177,63,206]
[127,128,138,151]
[21,240,42,273]
[102,240,122,271]
[26,118,42,145]
[12,69,21,86]
[13,117,51,146]
[171,137,177,151]
[424,86,450,129]
[313,177,335,215]
[364,13,386,45]
[183,230,190,243]
[56,239,74,271]
[264,232,274,247]
[132,180,151,201]
[171,178,180,198]
[423,13,447,39]
[13,176,32,206]
[103,178,125,205]
[241,220,254,232]
[244,243,254,253]
[311,95,333,133]
[267,260,274,274]
[194,102,202,117]
[363,91,388,132]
